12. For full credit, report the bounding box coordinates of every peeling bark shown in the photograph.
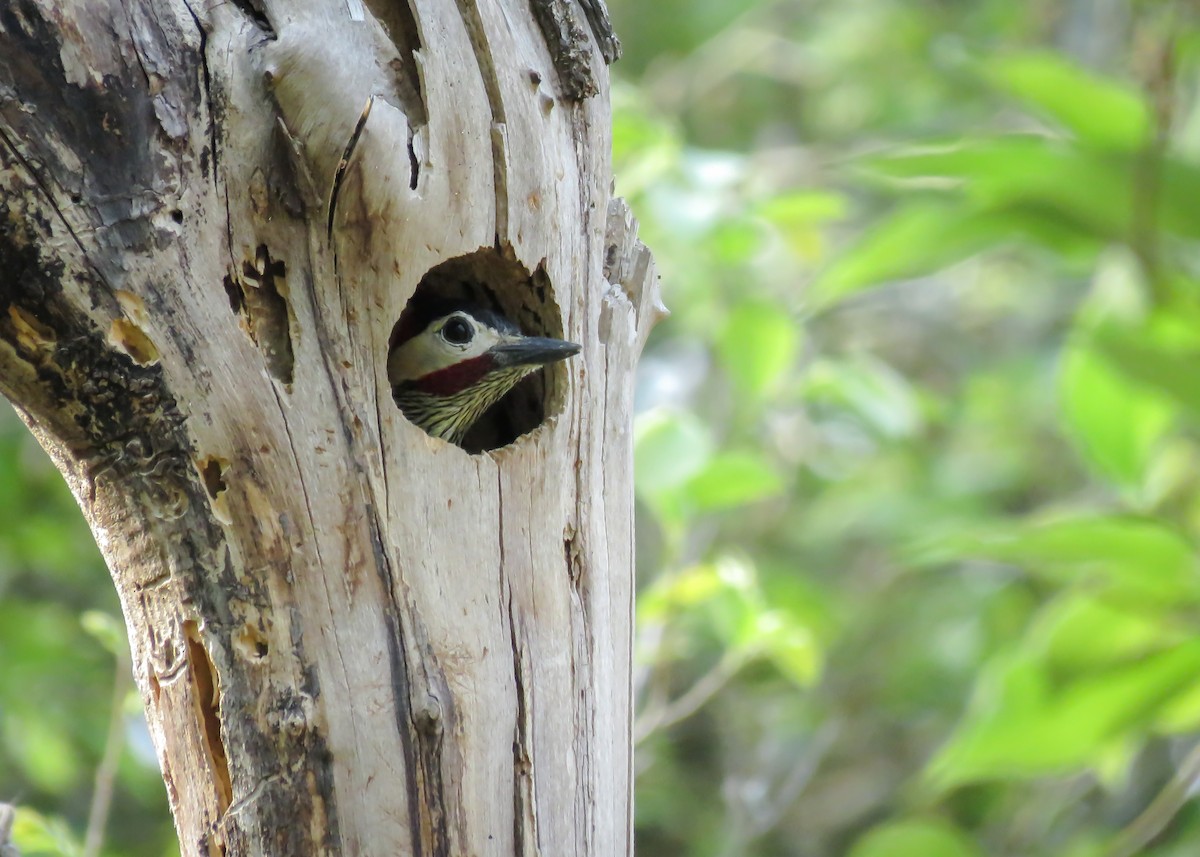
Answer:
[0,0,660,854]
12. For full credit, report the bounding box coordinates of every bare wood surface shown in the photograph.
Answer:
[0,0,659,853]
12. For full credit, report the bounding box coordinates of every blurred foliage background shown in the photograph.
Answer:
[6,0,1200,854]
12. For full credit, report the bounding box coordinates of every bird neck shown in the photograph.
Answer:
[393,365,534,443]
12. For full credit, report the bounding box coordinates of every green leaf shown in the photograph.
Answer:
[812,202,1008,307]
[3,715,82,793]
[80,610,128,659]
[849,819,982,857]
[812,135,1180,304]
[1034,594,1173,671]
[929,641,1200,788]
[986,53,1149,150]
[758,190,847,226]
[805,357,921,439]
[685,450,786,511]
[1059,341,1173,490]
[710,556,766,647]
[867,138,1131,232]
[919,516,1200,603]
[637,564,725,625]
[709,218,763,264]
[611,83,680,195]
[634,409,714,495]
[718,301,800,398]
[637,557,821,686]
[866,139,1200,243]
[1157,160,1200,239]
[756,190,847,259]
[1155,678,1200,733]
[10,806,83,857]
[753,611,821,686]
[1096,330,1200,422]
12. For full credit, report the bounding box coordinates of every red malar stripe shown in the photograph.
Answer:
[413,355,496,395]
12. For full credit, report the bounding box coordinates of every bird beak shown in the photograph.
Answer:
[489,336,582,368]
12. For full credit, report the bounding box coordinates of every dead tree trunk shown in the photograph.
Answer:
[0,0,661,853]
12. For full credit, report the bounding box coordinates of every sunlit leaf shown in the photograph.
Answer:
[758,190,847,225]
[1157,160,1200,238]
[849,819,982,857]
[80,610,128,659]
[754,611,821,685]
[634,409,715,495]
[757,190,847,259]
[1155,678,1200,733]
[1096,330,1200,422]
[986,53,1149,150]
[637,564,724,624]
[1059,341,1173,489]
[685,450,786,510]
[638,556,822,687]
[929,642,1200,788]
[10,805,83,857]
[2,715,81,793]
[710,218,763,264]
[611,84,681,195]
[707,556,765,647]
[871,138,1131,230]
[867,138,1200,242]
[718,301,800,399]
[1034,594,1173,671]
[917,517,1200,603]
[812,202,1007,307]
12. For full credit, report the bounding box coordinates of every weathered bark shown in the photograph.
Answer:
[0,0,662,854]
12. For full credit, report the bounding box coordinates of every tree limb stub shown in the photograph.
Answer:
[0,0,659,854]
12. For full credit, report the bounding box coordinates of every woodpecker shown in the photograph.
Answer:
[388,300,581,445]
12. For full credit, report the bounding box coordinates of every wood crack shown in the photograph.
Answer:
[179,0,219,186]
[0,126,95,275]
[509,600,539,856]
[499,471,540,855]
[327,95,374,239]
[184,620,234,816]
[373,520,453,857]
[452,0,511,239]
[227,0,275,36]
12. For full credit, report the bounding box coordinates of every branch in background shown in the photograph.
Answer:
[634,650,748,744]
[83,649,132,857]
[1106,741,1200,857]
[0,802,18,857]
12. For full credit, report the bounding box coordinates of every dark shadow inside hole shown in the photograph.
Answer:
[388,245,575,453]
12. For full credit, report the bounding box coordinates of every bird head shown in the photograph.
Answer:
[388,301,580,444]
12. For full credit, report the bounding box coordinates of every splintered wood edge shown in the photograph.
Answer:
[603,196,667,351]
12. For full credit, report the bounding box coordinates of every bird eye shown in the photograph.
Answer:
[440,316,474,345]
